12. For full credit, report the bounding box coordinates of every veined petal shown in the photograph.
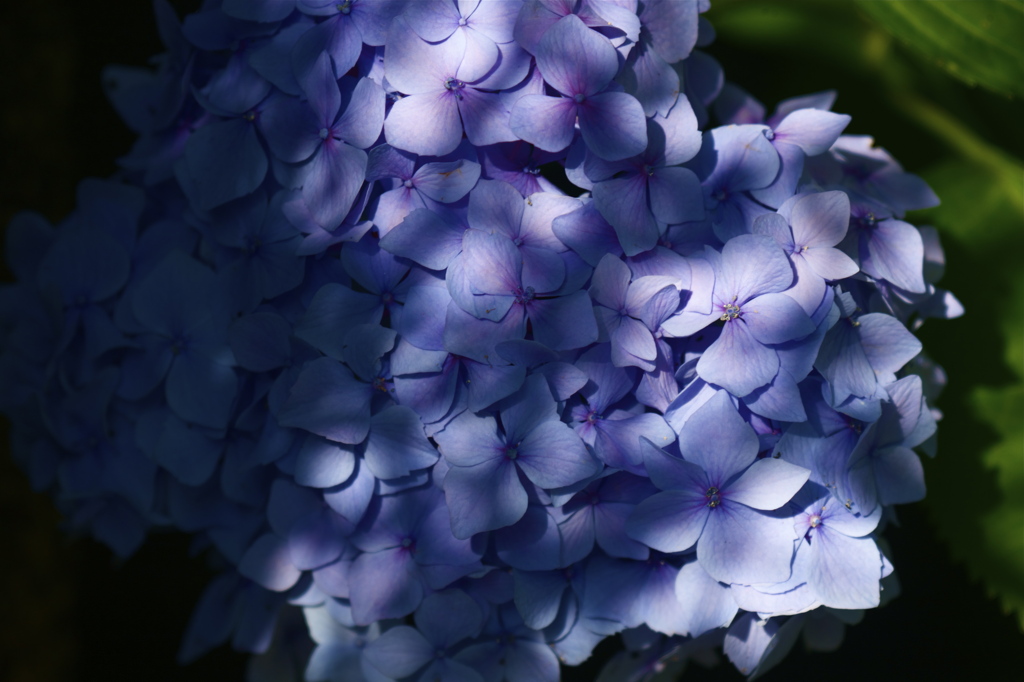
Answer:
[726,458,810,510]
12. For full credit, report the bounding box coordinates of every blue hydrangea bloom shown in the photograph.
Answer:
[0,0,962,679]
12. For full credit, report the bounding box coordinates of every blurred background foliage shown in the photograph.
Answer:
[0,1,1020,681]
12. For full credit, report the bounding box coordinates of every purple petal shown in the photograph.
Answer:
[295,437,357,488]
[726,458,810,510]
[593,173,658,257]
[578,92,648,162]
[435,412,504,467]
[443,301,526,362]
[468,179,525,239]
[696,320,780,398]
[508,95,577,153]
[720,234,794,304]
[277,357,371,444]
[239,533,302,592]
[535,15,617,96]
[789,190,850,248]
[698,503,797,584]
[300,52,341,127]
[858,313,922,374]
[444,459,528,538]
[626,490,708,553]
[165,353,237,431]
[300,141,367,230]
[864,219,926,293]
[381,208,466,270]
[365,405,439,479]
[459,88,518,147]
[589,254,630,310]
[517,421,599,489]
[742,293,815,345]
[673,560,738,637]
[385,92,464,157]
[675,390,759,484]
[773,109,851,156]
[349,548,424,624]
[334,77,386,150]
[385,16,462,95]
[802,246,859,282]
[364,625,434,678]
[526,291,599,351]
[287,510,348,571]
[413,159,482,203]
[808,530,882,609]
[648,166,703,224]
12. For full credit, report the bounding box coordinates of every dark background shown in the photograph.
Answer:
[1,1,1020,681]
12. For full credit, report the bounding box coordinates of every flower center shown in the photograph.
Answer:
[763,128,775,141]
[809,514,822,528]
[705,486,721,508]
[445,77,466,100]
[720,302,741,321]
[505,445,519,460]
[514,286,536,304]
[336,1,352,14]
[573,93,586,104]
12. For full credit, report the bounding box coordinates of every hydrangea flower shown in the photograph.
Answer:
[0,0,962,680]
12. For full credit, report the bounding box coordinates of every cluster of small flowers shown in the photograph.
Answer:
[0,0,963,679]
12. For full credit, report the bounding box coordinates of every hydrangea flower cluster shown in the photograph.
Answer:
[1,0,963,679]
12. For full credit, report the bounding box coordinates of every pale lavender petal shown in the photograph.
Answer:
[720,234,794,303]
[578,92,648,162]
[349,548,424,624]
[726,458,810,510]
[334,77,386,149]
[858,313,922,374]
[864,219,926,293]
[699,504,797,584]
[801,246,859,282]
[413,159,482,203]
[380,208,466,269]
[674,560,738,637]
[809,530,882,609]
[535,14,618,97]
[742,293,815,345]
[593,173,658,256]
[508,95,577,153]
[385,16,462,94]
[364,625,434,678]
[468,179,525,239]
[696,320,780,397]
[239,533,302,592]
[434,412,504,467]
[648,166,703,224]
[517,421,599,489]
[460,88,518,147]
[626,490,708,553]
[588,254,631,310]
[675,390,759,484]
[773,109,851,156]
[385,92,464,157]
[790,190,850,248]
[300,141,367,230]
[277,357,370,444]
[461,229,523,296]
[365,405,439,479]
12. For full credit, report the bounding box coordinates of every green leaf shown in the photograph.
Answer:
[859,0,1024,98]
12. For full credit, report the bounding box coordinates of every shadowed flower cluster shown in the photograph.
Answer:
[0,0,961,680]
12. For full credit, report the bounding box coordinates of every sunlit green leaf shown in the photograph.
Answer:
[858,0,1024,97]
